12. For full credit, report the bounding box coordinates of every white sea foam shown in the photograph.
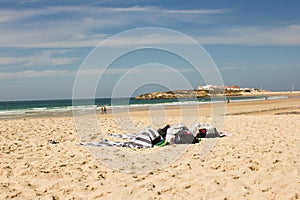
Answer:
[266,96,288,100]
[229,97,265,102]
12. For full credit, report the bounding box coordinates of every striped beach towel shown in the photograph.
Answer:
[80,128,162,148]
[80,123,231,148]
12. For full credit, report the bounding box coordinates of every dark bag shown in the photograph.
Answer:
[174,130,198,144]
[157,124,170,140]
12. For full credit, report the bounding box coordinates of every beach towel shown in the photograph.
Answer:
[80,128,162,148]
[80,123,231,148]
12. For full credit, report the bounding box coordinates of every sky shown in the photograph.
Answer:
[1,0,300,100]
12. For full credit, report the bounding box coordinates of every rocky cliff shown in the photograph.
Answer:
[136,90,204,99]
[135,90,242,100]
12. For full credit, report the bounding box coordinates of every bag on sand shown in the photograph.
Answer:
[174,129,199,144]
[166,124,199,144]
[189,123,220,138]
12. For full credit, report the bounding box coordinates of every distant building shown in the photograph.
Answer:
[198,85,240,91]
[225,85,240,91]
[198,85,216,91]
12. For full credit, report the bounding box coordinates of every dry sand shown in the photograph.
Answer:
[1,98,300,199]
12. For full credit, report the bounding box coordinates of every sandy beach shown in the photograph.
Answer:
[1,97,300,199]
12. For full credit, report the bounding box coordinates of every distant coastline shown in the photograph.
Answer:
[135,90,300,100]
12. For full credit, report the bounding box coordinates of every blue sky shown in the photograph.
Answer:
[1,0,300,100]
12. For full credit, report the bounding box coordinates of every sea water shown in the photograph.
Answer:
[0,96,287,119]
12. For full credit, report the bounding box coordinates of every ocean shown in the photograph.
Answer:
[0,96,287,119]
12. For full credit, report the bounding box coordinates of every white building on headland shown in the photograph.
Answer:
[197,85,261,92]
[197,85,240,91]
[197,85,216,91]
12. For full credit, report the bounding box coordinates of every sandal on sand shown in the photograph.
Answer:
[48,139,59,144]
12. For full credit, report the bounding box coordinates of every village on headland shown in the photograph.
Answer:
[135,85,300,100]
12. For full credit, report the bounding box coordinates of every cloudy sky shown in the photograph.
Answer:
[1,0,300,100]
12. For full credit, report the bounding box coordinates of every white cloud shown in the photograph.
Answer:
[77,65,195,76]
[166,8,230,14]
[0,5,230,48]
[0,9,35,23]
[0,69,72,79]
[1,5,300,48]
[197,25,300,46]
[101,6,230,15]
[0,50,81,68]
[0,6,229,23]
[0,64,196,80]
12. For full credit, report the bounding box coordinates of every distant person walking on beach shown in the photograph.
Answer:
[100,106,107,114]
[226,98,230,104]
